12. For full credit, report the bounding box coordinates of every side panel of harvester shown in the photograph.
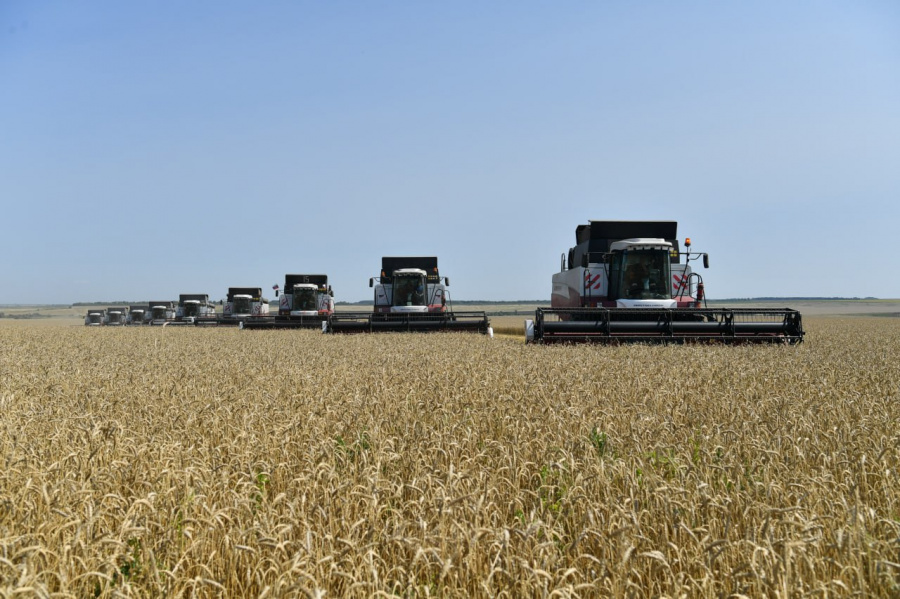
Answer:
[528,220,804,344]
[328,257,491,334]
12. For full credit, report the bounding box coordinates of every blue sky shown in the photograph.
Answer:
[2,1,898,303]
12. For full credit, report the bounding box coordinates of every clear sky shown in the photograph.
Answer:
[2,1,898,304]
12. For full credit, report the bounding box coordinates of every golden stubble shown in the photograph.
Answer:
[1,318,899,597]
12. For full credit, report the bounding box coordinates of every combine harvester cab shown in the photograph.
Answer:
[104,307,127,326]
[525,220,804,344]
[204,287,271,326]
[148,301,176,325]
[328,257,491,335]
[173,294,216,325]
[240,275,333,330]
[84,309,105,326]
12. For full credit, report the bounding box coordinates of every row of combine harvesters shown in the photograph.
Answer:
[86,257,493,334]
[85,220,805,344]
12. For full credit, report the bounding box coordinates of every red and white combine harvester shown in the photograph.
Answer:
[148,300,176,325]
[172,294,217,325]
[126,305,147,325]
[104,307,127,326]
[83,307,128,326]
[197,287,271,326]
[84,309,105,326]
[328,257,491,334]
[240,275,334,330]
[526,220,804,343]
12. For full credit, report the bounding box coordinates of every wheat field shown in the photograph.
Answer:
[1,319,898,597]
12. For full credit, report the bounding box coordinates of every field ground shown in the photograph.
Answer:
[1,317,898,596]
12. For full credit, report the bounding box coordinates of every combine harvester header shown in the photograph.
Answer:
[526,220,804,344]
[328,256,491,334]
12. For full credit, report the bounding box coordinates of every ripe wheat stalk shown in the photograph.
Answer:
[0,318,898,596]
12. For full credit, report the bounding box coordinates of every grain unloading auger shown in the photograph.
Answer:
[239,275,334,330]
[525,221,804,344]
[327,257,492,335]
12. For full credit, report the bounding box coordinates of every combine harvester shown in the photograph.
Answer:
[84,309,105,326]
[104,307,128,326]
[126,305,148,325]
[148,300,176,325]
[526,220,804,344]
[171,294,216,326]
[240,275,334,330]
[328,257,491,335]
[198,287,271,326]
